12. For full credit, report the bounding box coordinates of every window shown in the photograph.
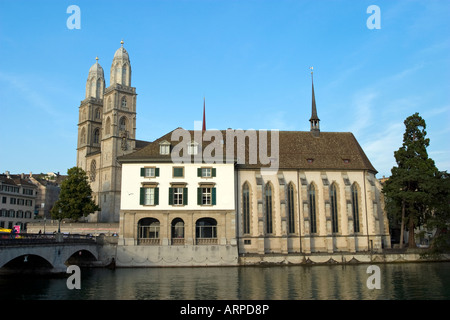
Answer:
[95,108,101,119]
[242,183,250,234]
[119,116,127,132]
[121,96,127,109]
[171,218,185,241]
[140,167,159,178]
[2,197,6,204]
[173,167,184,178]
[23,189,32,195]
[197,187,216,205]
[287,183,295,234]
[351,183,360,233]
[138,218,160,245]
[265,183,273,234]
[196,218,217,244]
[198,167,216,178]
[308,184,317,234]
[188,142,198,155]
[93,128,100,144]
[10,198,16,205]
[90,160,96,182]
[169,187,187,205]
[140,187,159,206]
[160,144,170,155]
[330,183,339,233]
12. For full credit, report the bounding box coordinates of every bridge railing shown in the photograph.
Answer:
[0,233,97,246]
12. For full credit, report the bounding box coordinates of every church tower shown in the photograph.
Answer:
[97,40,137,222]
[76,57,105,172]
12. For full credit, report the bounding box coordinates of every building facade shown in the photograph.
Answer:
[76,41,148,223]
[114,72,390,265]
[0,172,38,231]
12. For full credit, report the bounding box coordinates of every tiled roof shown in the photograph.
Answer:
[118,128,377,173]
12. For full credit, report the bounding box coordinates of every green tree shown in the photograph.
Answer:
[51,167,100,224]
[426,171,450,252]
[382,113,439,248]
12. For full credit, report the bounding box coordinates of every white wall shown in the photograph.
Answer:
[121,163,235,210]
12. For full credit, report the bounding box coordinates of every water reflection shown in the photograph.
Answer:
[1,262,450,300]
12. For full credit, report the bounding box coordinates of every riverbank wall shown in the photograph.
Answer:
[94,239,450,267]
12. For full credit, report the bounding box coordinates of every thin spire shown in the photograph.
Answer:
[309,67,320,135]
[202,96,206,132]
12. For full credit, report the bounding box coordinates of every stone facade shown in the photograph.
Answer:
[76,42,146,223]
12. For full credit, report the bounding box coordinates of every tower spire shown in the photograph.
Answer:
[202,96,206,132]
[309,67,320,137]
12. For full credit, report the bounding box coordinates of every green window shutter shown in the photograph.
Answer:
[183,188,188,205]
[154,187,159,205]
[140,187,145,205]
[212,187,216,205]
[155,168,160,177]
[168,188,173,205]
[197,168,202,177]
[140,168,145,177]
[212,168,216,177]
[197,188,202,205]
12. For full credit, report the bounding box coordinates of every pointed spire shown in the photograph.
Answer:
[309,67,320,136]
[202,96,206,132]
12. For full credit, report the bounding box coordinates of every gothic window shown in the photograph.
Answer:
[107,97,112,110]
[351,183,360,233]
[105,117,111,135]
[121,96,127,109]
[96,79,102,98]
[93,128,100,144]
[95,108,101,119]
[122,65,127,85]
[330,183,339,233]
[242,182,250,234]
[287,183,295,233]
[308,184,317,234]
[265,183,273,234]
[119,116,127,132]
[90,160,96,182]
[80,128,86,145]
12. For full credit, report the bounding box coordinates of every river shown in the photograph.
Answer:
[1,262,450,300]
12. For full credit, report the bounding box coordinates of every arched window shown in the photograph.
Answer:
[138,218,160,245]
[121,96,127,109]
[171,218,185,245]
[122,65,127,85]
[351,183,360,233]
[93,128,100,144]
[287,183,295,233]
[265,183,273,234]
[107,97,112,110]
[95,107,101,119]
[330,183,339,233]
[90,160,96,182]
[308,184,317,234]
[96,79,102,98]
[196,218,217,244]
[119,116,127,132]
[80,127,86,145]
[242,182,250,234]
[105,117,111,135]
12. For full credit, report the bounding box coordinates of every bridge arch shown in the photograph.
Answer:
[1,254,53,273]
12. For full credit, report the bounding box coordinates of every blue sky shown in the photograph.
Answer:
[0,0,449,178]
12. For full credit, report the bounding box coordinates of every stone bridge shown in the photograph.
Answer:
[0,234,101,274]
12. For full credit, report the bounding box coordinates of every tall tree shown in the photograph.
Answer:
[382,113,439,248]
[51,167,100,223]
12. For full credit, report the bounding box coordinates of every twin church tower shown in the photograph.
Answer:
[76,41,144,222]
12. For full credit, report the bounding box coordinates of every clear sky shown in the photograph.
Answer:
[0,0,449,178]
